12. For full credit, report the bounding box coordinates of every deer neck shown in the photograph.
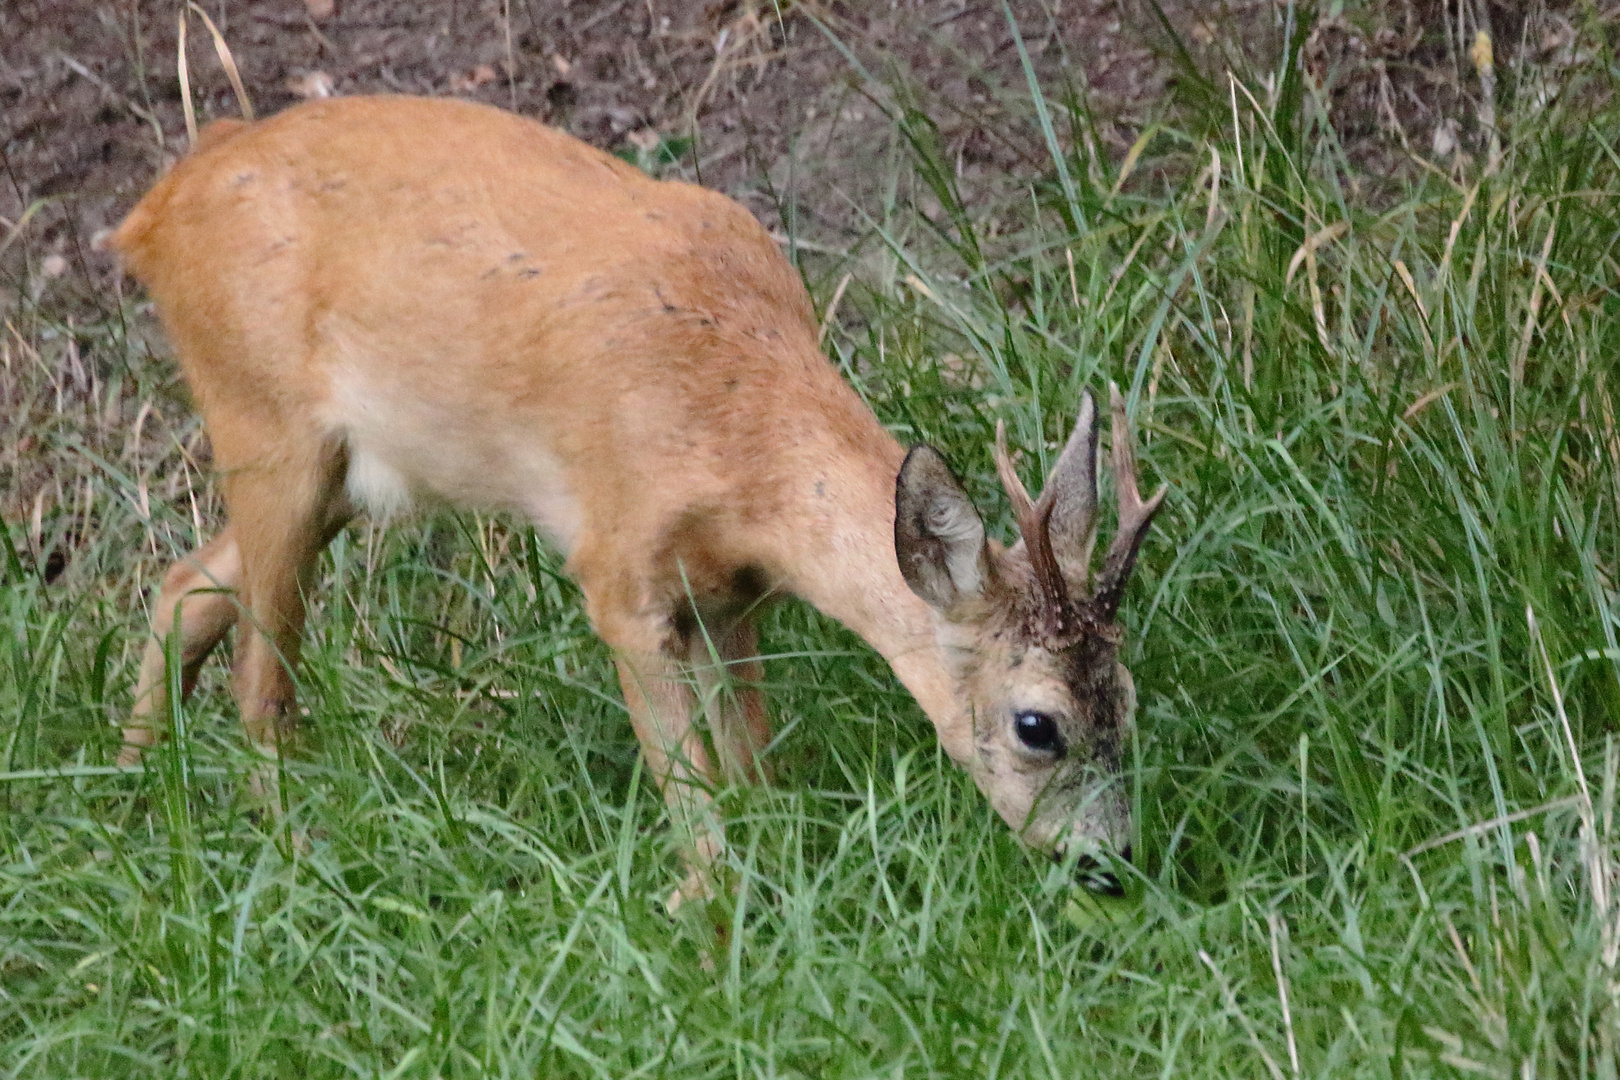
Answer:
[771,432,977,765]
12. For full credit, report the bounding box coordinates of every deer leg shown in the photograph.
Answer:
[616,645,727,912]
[689,617,773,786]
[585,595,726,911]
[223,447,351,803]
[121,528,244,766]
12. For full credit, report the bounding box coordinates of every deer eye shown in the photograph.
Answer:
[1013,711,1065,757]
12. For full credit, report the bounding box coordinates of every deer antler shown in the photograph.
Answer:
[1091,384,1167,619]
[1045,390,1100,592]
[994,386,1165,644]
[993,420,1072,635]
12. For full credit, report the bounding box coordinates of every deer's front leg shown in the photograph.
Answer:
[688,618,773,786]
[601,616,726,913]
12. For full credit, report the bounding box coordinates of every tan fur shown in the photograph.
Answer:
[113,96,1152,900]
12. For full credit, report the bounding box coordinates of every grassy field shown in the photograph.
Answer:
[5,17,1620,1080]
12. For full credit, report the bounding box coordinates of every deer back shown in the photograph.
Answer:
[111,96,890,574]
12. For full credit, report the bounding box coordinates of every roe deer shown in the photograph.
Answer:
[111,96,1166,905]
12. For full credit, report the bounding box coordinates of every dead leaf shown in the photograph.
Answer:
[1285,220,1349,286]
[286,71,335,99]
[1470,29,1493,78]
[451,65,498,93]
[1432,118,1459,160]
[1404,383,1459,421]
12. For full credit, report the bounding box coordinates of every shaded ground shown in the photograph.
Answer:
[3,0,1579,317]
[3,1,1177,295]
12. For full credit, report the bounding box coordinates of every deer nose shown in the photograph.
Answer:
[1075,853,1124,896]
[1053,845,1129,896]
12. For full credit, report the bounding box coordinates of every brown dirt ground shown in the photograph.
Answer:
[3,1,1179,301]
[3,1,1573,316]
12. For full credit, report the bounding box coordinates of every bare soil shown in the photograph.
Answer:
[2,1,1570,313]
[2,1,1184,300]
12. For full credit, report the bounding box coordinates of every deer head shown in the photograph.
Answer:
[894,384,1166,869]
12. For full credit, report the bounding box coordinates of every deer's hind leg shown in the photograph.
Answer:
[222,442,353,779]
[122,527,244,766]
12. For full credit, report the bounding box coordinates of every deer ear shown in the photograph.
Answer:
[894,445,989,612]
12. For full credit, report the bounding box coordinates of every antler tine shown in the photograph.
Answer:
[994,420,1070,621]
[1046,389,1100,591]
[1092,384,1167,618]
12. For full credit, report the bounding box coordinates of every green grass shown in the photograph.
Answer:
[5,16,1620,1079]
